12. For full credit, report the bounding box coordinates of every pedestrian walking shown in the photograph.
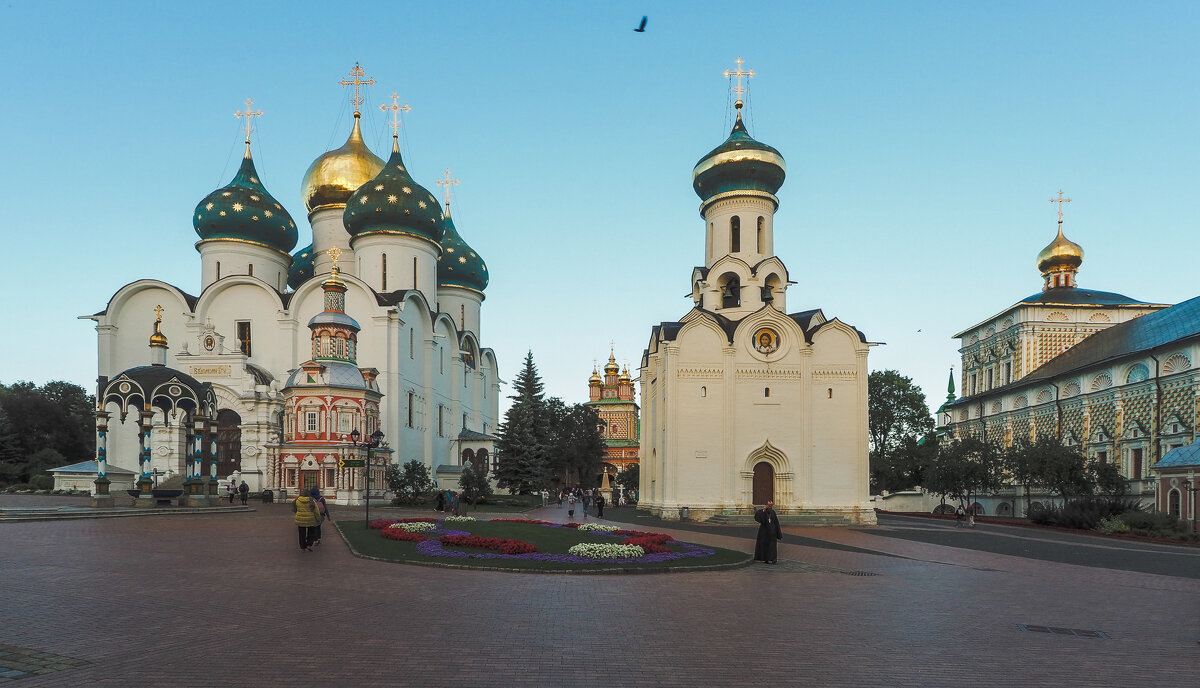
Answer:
[567,491,576,519]
[596,494,605,518]
[436,490,445,512]
[955,504,965,527]
[226,481,236,504]
[581,493,589,520]
[292,488,322,552]
[753,500,782,564]
[312,488,331,546]
[541,489,548,507]
[238,480,249,505]
[966,504,976,528]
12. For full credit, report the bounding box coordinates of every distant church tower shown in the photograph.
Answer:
[585,350,640,488]
[639,60,875,524]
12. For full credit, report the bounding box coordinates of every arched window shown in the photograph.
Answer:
[462,448,475,465]
[764,387,770,398]
[409,328,414,359]
[248,264,254,277]
[407,392,414,428]
[476,448,489,475]
[757,216,764,252]
[720,274,740,309]
[700,386,706,398]
[460,304,465,330]
[730,216,741,252]
[462,412,467,429]
[382,253,387,291]
[216,261,221,280]
[413,257,418,290]
[1168,489,1181,517]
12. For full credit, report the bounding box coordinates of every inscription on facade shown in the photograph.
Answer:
[190,365,232,377]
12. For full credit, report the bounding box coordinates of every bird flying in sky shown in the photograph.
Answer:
[635,16,647,32]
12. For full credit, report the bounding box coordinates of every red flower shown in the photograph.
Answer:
[615,530,673,542]
[622,536,672,554]
[490,518,556,526]
[369,519,398,530]
[380,528,429,543]
[440,535,537,555]
[398,517,439,523]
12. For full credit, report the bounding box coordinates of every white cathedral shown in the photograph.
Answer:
[639,85,876,524]
[83,67,500,504]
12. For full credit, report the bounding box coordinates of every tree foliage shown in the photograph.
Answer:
[545,399,606,488]
[615,463,640,501]
[1003,436,1126,501]
[458,460,494,507]
[867,370,935,493]
[927,436,1003,506]
[386,459,437,505]
[495,352,551,493]
[0,380,94,485]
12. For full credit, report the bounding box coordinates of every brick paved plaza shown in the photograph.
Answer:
[1,497,1197,687]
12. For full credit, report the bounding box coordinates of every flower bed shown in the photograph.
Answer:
[622,536,671,554]
[575,523,619,532]
[440,535,537,555]
[490,518,557,526]
[568,543,645,559]
[444,515,476,523]
[389,521,438,533]
[380,528,430,543]
[614,529,673,540]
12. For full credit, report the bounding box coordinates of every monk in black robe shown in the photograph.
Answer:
[754,500,783,564]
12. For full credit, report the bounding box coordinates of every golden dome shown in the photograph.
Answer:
[300,113,384,213]
[604,352,619,375]
[619,365,631,382]
[1036,225,1084,274]
[589,367,601,385]
[149,307,168,348]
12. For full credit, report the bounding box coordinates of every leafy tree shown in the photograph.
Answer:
[458,460,494,507]
[1092,459,1128,497]
[387,459,436,505]
[545,400,606,488]
[0,380,94,484]
[615,463,640,501]
[868,370,935,493]
[928,436,1003,507]
[495,352,551,493]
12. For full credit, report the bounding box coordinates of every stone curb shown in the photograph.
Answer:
[333,521,754,575]
[0,506,255,523]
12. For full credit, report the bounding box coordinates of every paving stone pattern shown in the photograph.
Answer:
[1,501,1198,687]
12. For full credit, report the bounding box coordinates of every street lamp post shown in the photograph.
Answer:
[350,428,384,527]
[1182,478,1199,533]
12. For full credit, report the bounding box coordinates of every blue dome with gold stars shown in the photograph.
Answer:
[288,243,314,289]
[692,108,786,213]
[343,137,443,247]
[437,209,488,293]
[194,149,298,253]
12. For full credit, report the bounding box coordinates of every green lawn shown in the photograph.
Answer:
[336,519,751,573]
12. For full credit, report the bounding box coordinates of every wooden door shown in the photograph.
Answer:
[302,471,318,493]
[752,462,774,504]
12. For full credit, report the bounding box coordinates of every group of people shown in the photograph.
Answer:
[292,487,331,552]
[561,487,605,520]
[225,480,249,505]
[435,489,468,516]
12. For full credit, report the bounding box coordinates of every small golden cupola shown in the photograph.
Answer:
[300,63,385,214]
[149,305,169,366]
[1037,190,1084,290]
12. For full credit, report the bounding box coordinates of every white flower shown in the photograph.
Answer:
[444,515,476,523]
[575,523,619,532]
[567,543,645,559]
[388,521,437,532]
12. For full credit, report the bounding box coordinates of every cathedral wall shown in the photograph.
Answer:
[352,234,439,305]
[99,283,191,378]
[437,288,483,339]
[703,196,775,268]
[199,242,289,293]
[199,281,292,375]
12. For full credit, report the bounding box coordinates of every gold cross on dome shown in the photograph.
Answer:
[234,98,262,143]
[153,305,164,322]
[1049,190,1071,222]
[339,62,376,113]
[436,169,459,208]
[380,92,411,136]
[327,247,343,271]
[723,57,755,105]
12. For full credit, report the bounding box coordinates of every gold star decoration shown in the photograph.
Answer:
[402,187,412,194]
[469,252,476,257]
[250,195,260,201]
[375,184,384,191]
[360,196,369,204]
[252,216,259,221]
[458,256,467,264]
[232,203,244,212]
[274,203,281,209]
[222,192,232,197]
[387,195,397,203]
[219,211,227,216]
[447,247,455,253]
[418,200,427,209]
[249,177,259,184]
[264,210,272,218]
[404,209,410,215]
[205,202,214,210]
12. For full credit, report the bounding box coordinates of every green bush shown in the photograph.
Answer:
[1097,516,1129,534]
[1029,497,1143,530]
[29,474,54,490]
[4,483,31,493]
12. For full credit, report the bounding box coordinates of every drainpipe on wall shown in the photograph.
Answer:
[1050,382,1062,440]
[1149,353,1162,466]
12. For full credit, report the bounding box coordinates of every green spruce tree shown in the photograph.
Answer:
[495,351,550,493]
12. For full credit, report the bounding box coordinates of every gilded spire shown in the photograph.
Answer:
[724,56,755,117]
[1037,190,1084,289]
[380,91,411,143]
[149,305,169,348]
[436,169,460,215]
[339,62,375,115]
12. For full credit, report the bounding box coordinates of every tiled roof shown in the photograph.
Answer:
[1153,437,1200,469]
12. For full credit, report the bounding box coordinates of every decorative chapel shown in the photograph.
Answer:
[639,62,876,524]
[584,351,640,498]
[83,64,500,503]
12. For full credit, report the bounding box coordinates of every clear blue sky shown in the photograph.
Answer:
[1,1,1197,416]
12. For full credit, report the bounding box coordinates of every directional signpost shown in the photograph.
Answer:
[339,459,365,468]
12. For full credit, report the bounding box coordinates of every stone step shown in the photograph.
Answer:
[705,513,862,527]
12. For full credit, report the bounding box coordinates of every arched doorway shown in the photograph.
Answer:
[752,461,774,504]
[216,409,242,478]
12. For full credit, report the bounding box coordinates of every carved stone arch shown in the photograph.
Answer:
[741,440,794,508]
[1126,363,1150,383]
[1088,312,1112,323]
[1013,395,1028,409]
[1035,387,1054,404]
[677,314,729,348]
[1163,353,1191,374]
[194,273,286,315]
[1091,372,1113,390]
[103,279,195,324]
[1047,311,1069,322]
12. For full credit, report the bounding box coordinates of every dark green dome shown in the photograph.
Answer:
[288,243,314,289]
[692,113,786,210]
[194,149,298,253]
[437,211,488,293]
[344,138,443,247]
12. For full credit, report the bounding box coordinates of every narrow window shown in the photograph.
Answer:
[1131,448,1143,479]
[827,388,833,399]
[325,468,334,487]
[305,411,318,432]
[413,257,418,291]
[461,304,465,330]
[216,261,221,280]
[407,392,414,428]
[700,386,706,398]
[764,387,770,398]
[986,369,993,390]
[730,216,741,252]
[462,413,467,429]
[440,347,445,374]
[382,253,388,291]
[236,321,252,356]
[757,216,764,252]
[438,405,445,437]
[248,264,254,277]
[1169,489,1181,517]
[1097,451,1107,465]
[1004,362,1012,385]
[409,328,414,359]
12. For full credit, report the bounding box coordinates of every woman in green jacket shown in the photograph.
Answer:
[293,488,322,551]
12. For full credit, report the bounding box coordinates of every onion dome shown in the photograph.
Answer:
[619,365,631,383]
[287,243,314,289]
[194,146,298,252]
[604,352,619,375]
[149,310,168,350]
[589,367,601,385]
[300,113,385,213]
[692,104,786,212]
[437,204,488,293]
[344,136,444,246]
[1036,225,1084,275]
